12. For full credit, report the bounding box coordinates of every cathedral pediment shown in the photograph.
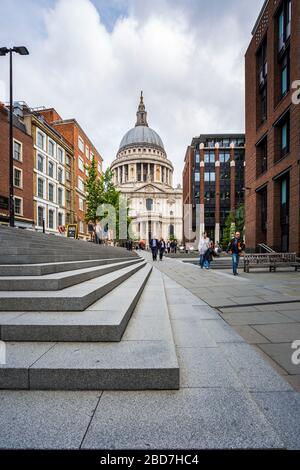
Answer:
[134,183,167,194]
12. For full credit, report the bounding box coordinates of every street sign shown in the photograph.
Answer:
[66,224,78,239]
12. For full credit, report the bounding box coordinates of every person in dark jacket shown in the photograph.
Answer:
[227,232,245,276]
[203,241,216,269]
[150,237,159,261]
[158,238,166,261]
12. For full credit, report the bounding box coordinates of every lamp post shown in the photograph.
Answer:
[0,46,29,227]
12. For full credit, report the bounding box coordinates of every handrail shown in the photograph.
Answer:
[258,243,276,253]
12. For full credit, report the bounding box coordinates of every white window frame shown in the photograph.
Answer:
[13,139,23,162]
[78,177,85,192]
[79,197,84,211]
[78,136,84,153]
[37,129,46,150]
[37,205,45,227]
[78,157,84,173]
[37,153,44,173]
[57,166,64,184]
[58,211,64,227]
[97,162,102,173]
[37,176,45,199]
[58,187,64,206]
[79,221,84,233]
[48,182,55,203]
[48,208,55,229]
[13,166,23,189]
[57,146,64,164]
[48,160,55,179]
[14,196,23,216]
[48,139,56,158]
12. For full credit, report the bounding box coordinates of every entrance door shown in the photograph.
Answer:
[280,176,289,252]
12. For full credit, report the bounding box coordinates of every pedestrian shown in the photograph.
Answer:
[198,232,210,269]
[170,240,175,253]
[158,238,166,261]
[150,236,159,261]
[214,241,222,257]
[227,232,245,276]
[167,241,171,253]
[203,241,216,269]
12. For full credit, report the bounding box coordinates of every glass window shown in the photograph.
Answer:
[48,183,54,202]
[78,157,84,172]
[58,212,63,226]
[57,147,64,164]
[281,178,287,205]
[13,141,22,161]
[280,52,289,97]
[146,198,153,211]
[48,161,54,178]
[37,131,44,150]
[219,152,230,163]
[38,178,44,198]
[48,140,55,157]
[66,170,71,182]
[78,178,85,192]
[195,152,200,164]
[66,154,71,166]
[79,197,84,211]
[281,123,287,150]
[204,151,215,163]
[38,206,44,226]
[195,172,200,182]
[14,168,22,187]
[58,188,63,206]
[37,154,44,172]
[98,162,102,173]
[14,197,22,215]
[48,209,54,229]
[58,168,63,184]
[79,221,84,233]
[78,136,84,152]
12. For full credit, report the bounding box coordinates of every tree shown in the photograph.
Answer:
[84,156,102,224]
[221,204,245,248]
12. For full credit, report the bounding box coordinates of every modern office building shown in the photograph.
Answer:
[245,0,300,253]
[0,102,34,228]
[110,93,182,243]
[182,134,245,245]
[38,109,103,238]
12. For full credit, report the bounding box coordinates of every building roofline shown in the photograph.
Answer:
[52,118,103,161]
[251,0,269,35]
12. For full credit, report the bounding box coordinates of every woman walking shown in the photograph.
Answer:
[158,238,166,261]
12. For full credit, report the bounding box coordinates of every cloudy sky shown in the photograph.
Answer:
[0,0,264,184]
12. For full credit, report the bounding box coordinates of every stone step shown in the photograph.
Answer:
[0,259,142,291]
[0,264,152,342]
[0,252,135,265]
[0,268,179,390]
[0,261,146,311]
[0,257,136,276]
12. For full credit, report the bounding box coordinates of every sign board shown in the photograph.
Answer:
[66,224,78,239]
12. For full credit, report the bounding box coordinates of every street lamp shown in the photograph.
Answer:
[0,46,29,227]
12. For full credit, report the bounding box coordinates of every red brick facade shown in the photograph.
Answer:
[0,103,34,227]
[245,0,300,254]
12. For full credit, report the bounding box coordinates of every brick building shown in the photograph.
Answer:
[245,0,300,254]
[182,134,245,245]
[38,109,103,238]
[0,102,34,228]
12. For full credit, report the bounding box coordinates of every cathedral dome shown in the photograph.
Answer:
[118,92,165,154]
[119,125,164,151]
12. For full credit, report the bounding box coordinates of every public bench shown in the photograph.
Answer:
[244,253,300,273]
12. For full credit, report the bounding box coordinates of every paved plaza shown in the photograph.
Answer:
[0,251,299,449]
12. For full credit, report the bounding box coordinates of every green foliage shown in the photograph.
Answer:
[221,204,245,248]
[85,164,131,242]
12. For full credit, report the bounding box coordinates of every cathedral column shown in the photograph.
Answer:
[141,163,143,182]
[122,165,125,184]
[148,163,150,181]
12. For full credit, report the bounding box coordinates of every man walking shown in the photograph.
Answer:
[198,232,210,269]
[227,231,245,276]
[150,236,159,261]
[158,238,166,261]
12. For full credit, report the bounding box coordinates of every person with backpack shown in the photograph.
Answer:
[198,232,210,269]
[203,241,216,269]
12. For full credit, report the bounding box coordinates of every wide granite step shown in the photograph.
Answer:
[0,261,146,311]
[0,258,142,291]
[0,268,179,390]
[0,264,152,341]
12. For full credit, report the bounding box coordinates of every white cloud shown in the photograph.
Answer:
[0,0,264,184]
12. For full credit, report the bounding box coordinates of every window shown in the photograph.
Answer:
[257,38,268,123]
[37,154,44,172]
[58,188,63,206]
[205,191,216,201]
[37,131,45,150]
[276,112,290,160]
[66,190,71,207]
[78,177,85,192]
[13,168,22,188]
[259,187,268,232]
[66,170,71,182]
[58,212,63,226]
[78,136,84,152]
[48,209,54,229]
[14,197,22,215]
[78,157,84,172]
[204,151,215,164]
[58,167,63,184]
[79,221,84,233]
[195,152,200,164]
[98,162,102,173]
[48,161,54,178]
[90,152,94,161]
[146,198,153,211]
[48,183,54,202]
[204,172,215,182]
[57,147,64,164]
[279,51,290,98]
[278,0,291,52]
[38,206,44,227]
[219,152,230,163]
[256,136,268,176]
[13,140,22,161]
[48,140,55,157]
[195,172,200,182]
[79,197,84,211]
[85,146,89,158]
[37,178,44,198]
[66,154,71,166]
